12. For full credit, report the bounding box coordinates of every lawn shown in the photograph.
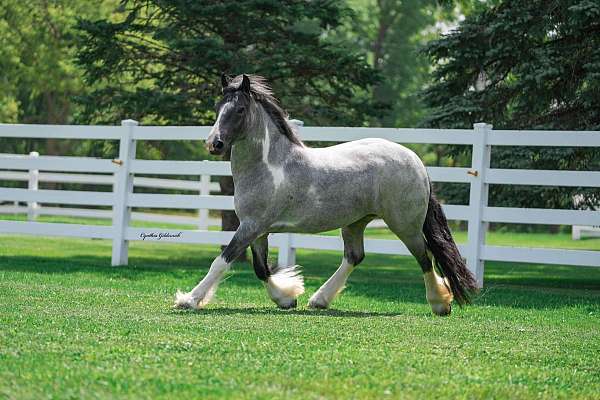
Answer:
[0,227,599,398]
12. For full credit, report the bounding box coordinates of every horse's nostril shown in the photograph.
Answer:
[214,140,224,150]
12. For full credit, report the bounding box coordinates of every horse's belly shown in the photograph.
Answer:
[269,190,376,233]
[269,214,364,234]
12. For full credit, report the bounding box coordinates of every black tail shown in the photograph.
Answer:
[422,188,478,305]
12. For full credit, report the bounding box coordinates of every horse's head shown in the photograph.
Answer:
[206,74,254,156]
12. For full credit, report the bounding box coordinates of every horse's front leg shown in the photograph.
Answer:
[174,221,262,310]
[251,235,304,309]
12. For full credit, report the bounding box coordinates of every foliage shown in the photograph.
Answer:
[422,0,600,210]
[0,1,118,122]
[76,0,382,130]
[343,0,486,130]
[344,0,443,127]
[0,0,117,156]
[1,233,600,399]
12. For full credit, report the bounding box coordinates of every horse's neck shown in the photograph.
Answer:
[231,116,292,177]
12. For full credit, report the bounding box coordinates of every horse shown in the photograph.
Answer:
[174,74,477,315]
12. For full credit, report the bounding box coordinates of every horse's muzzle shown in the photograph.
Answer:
[206,139,225,155]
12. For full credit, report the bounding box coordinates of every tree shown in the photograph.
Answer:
[344,0,452,128]
[340,0,473,179]
[0,0,116,156]
[76,0,382,234]
[422,0,600,212]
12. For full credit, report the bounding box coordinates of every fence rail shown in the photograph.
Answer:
[0,164,221,229]
[1,121,599,287]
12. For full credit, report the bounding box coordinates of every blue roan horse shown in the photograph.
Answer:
[175,74,477,315]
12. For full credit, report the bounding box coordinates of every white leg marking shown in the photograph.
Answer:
[309,258,354,309]
[266,265,305,309]
[174,255,230,309]
[423,269,453,316]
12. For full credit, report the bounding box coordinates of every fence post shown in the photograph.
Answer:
[27,151,39,220]
[198,174,211,230]
[466,122,492,288]
[112,119,138,266]
[289,119,304,128]
[277,233,296,267]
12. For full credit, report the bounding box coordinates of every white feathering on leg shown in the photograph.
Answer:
[173,255,229,310]
[308,258,354,309]
[174,284,219,310]
[266,265,305,308]
[198,284,218,307]
[174,290,198,309]
[423,269,453,316]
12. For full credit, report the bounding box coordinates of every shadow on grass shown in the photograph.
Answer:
[171,307,407,318]
[0,252,216,279]
[2,250,599,311]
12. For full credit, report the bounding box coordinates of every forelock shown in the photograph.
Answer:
[221,74,303,147]
[225,75,274,101]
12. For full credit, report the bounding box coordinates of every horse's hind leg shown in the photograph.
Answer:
[405,234,453,315]
[389,226,453,316]
[308,216,373,309]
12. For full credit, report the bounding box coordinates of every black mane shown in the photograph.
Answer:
[225,75,303,147]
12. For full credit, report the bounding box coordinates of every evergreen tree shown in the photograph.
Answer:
[76,0,382,233]
[422,0,600,212]
[76,0,381,127]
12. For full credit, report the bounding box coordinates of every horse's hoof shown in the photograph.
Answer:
[308,297,329,309]
[278,298,297,309]
[173,290,198,310]
[431,302,452,316]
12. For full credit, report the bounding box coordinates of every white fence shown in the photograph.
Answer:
[0,167,222,229]
[572,225,600,240]
[1,121,599,287]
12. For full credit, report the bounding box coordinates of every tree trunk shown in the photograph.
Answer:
[44,91,70,189]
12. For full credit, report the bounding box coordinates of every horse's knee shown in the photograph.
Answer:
[344,248,364,266]
[342,222,368,266]
[250,235,270,281]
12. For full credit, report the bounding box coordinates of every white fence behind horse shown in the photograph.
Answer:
[0,167,221,228]
[1,121,599,287]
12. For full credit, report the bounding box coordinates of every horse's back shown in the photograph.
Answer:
[305,138,427,182]
[274,138,430,231]
[317,137,430,210]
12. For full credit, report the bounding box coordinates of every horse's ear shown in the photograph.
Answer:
[221,73,230,90]
[240,74,251,93]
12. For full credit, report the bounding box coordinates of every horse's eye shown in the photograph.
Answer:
[236,106,245,115]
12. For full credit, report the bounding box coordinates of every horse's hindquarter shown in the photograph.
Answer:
[271,138,430,233]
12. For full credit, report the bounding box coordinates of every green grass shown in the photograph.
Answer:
[1,229,599,398]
